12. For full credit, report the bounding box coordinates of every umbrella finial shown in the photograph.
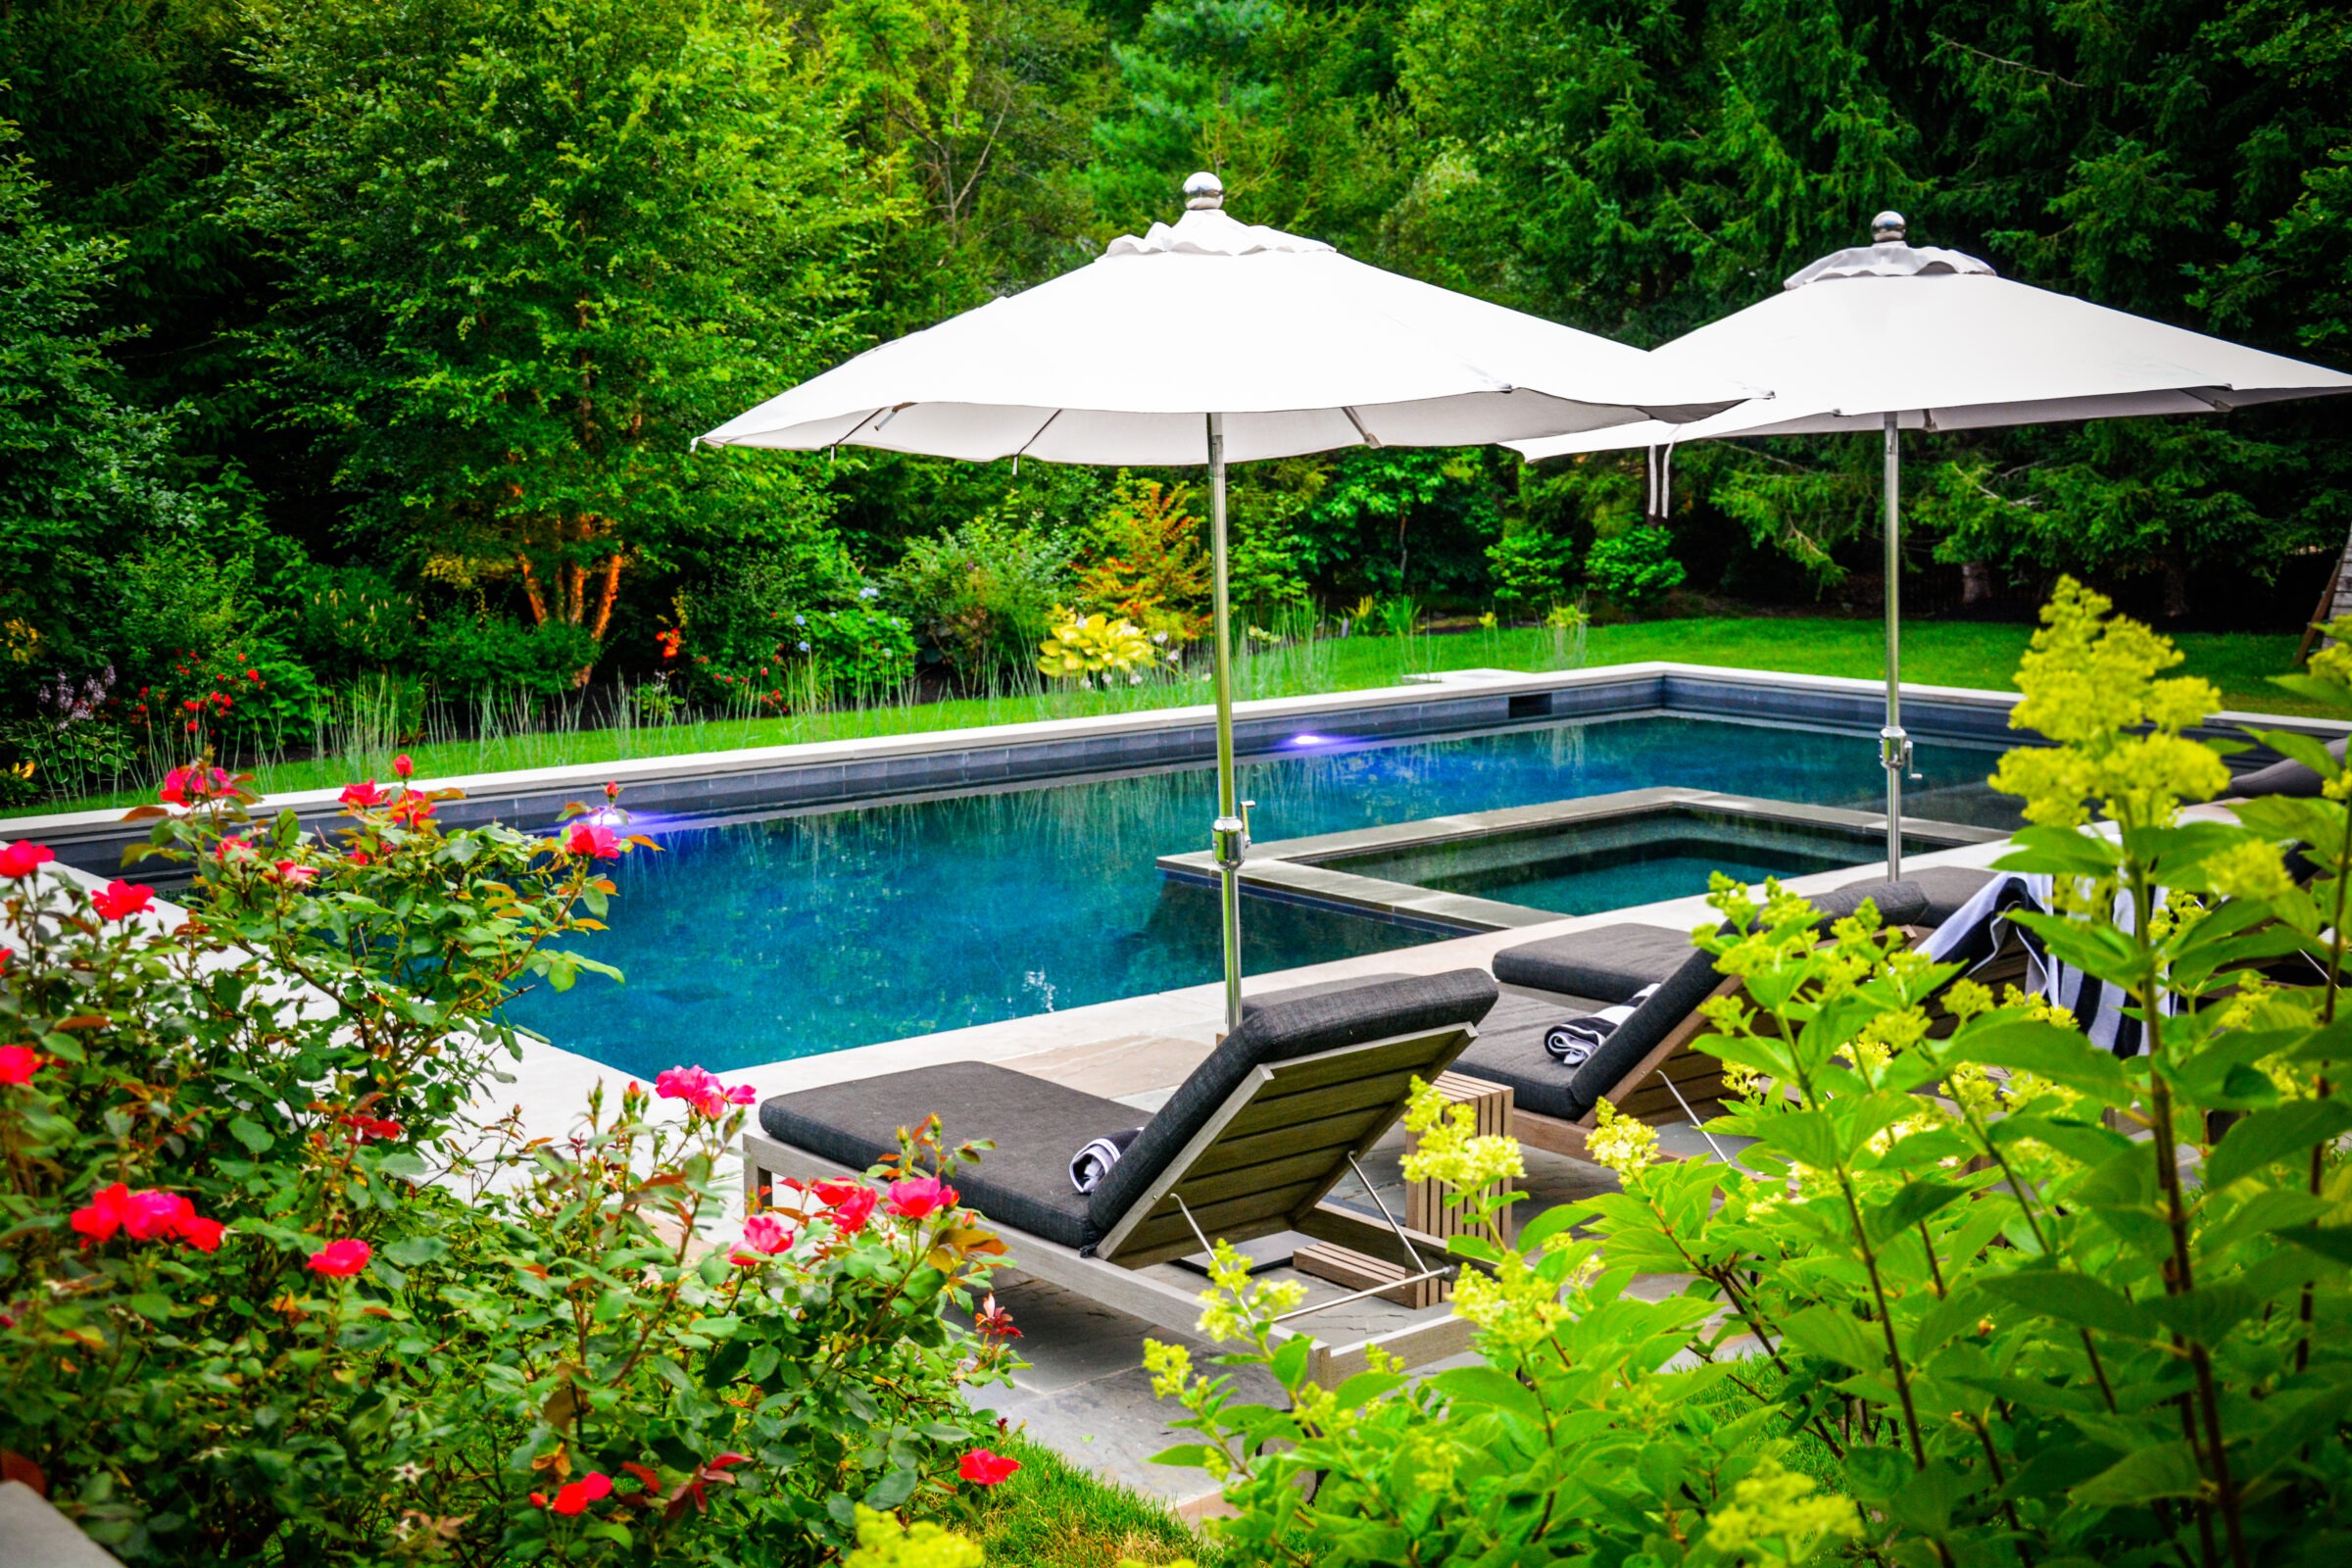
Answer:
[1872,210,1907,243]
[1184,171,1225,211]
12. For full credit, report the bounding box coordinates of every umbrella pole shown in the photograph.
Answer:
[1881,412,1911,880]
[1207,413,1246,1034]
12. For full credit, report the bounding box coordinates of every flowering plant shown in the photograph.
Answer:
[1035,608,1163,681]
[0,762,1021,1563]
[1147,578,2352,1567]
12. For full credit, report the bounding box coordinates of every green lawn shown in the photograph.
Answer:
[969,1436,1214,1567]
[10,616,2313,817]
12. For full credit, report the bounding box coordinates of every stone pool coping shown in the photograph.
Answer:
[9,659,2342,878]
[1155,784,2007,933]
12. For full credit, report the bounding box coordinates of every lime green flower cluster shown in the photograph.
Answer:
[1988,574,2226,828]
[842,1506,983,1568]
[1583,1096,1659,1180]
[1194,1238,1305,1343]
[1700,1458,1860,1558]
[1037,607,1157,679]
[1399,1076,1524,1191]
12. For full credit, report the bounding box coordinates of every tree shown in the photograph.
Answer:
[0,116,201,681]
[236,0,893,679]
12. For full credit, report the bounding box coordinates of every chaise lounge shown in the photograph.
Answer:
[743,969,1499,1387]
[1459,868,2002,1161]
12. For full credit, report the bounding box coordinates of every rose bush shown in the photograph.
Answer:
[1150,579,2352,1567]
[0,763,1023,1563]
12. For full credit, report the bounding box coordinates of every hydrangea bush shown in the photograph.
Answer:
[1151,578,2352,1567]
[0,763,1023,1563]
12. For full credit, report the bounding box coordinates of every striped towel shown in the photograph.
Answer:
[1920,871,2181,1058]
[1544,982,1661,1068]
[1069,1127,1144,1195]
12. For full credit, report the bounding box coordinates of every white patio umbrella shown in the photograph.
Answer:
[1515,213,2352,879]
[701,172,1750,1030]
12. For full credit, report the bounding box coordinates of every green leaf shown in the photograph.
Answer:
[1332,1371,1405,1411]
[2284,1226,2352,1267]
[1269,1334,1313,1389]
[1981,1269,2148,1338]
[704,1338,752,1388]
[1750,1108,1845,1172]
[381,1236,448,1268]
[228,1115,273,1153]
[1961,1018,2131,1100]
[860,1465,917,1511]
[1776,1304,1884,1371]
[1864,1179,1970,1246]
[2205,1099,2352,1191]
[2071,1440,2205,1507]
[1150,1444,1226,1469]
[1430,1366,1544,1426]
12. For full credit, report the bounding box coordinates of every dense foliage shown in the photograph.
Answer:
[1152,581,2352,1565]
[0,0,2348,789]
[0,770,1024,1563]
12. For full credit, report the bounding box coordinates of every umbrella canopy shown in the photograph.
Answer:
[701,173,1752,1032]
[1508,214,2352,880]
[702,187,1747,466]
[1514,229,2352,456]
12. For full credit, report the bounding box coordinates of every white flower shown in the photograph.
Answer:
[794,613,807,625]
[858,586,880,600]
[1152,631,1167,644]
[797,641,811,652]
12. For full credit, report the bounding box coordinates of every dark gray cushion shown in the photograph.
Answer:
[1838,866,1994,927]
[1242,973,1416,1018]
[1086,968,1499,1234]
[2229,737,2345,800]
[758,1060,1125,1249]
[1492,923,1695,1003]
[1476,880,1934,1126]
[1452,993,1601,1120]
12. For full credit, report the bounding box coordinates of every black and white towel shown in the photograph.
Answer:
[1069,1127,1143,1195]
[1918,870,2179,1058]
[1544,982,1661,1068]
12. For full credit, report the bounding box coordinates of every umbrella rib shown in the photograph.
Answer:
[1013,407,1064,460]
[1341,406,1383,448]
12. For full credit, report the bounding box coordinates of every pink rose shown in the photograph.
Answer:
[564,821,621,859]
[308,1238,371,1277]
[884,1176,957,1221]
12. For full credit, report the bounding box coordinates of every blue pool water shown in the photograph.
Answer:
[509,714,2014,1076]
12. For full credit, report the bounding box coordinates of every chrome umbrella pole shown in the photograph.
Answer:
[1206,412,1247,1033]
[1880,411,1911,880]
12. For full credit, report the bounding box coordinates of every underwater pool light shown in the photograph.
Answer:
[1290,732,1332,746]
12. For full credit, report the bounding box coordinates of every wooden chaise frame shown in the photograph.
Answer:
[742,1021,1487,1389]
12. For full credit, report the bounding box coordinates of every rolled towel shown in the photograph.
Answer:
[1544,982,1661,1068]
[1069,1127,1144,1195]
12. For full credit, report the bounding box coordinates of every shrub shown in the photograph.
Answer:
[0,766,1022,1563]
[1149,577,2352,1567]
[1483,528,1573,612]
[1585,523,1686,608]
[126,635,319,750]
[291,564,421,679]
[1071,475,1211,646]
[416,612,603,695]
[884,516,1068,683]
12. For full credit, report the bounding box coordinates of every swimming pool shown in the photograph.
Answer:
[508,713,2014,1076]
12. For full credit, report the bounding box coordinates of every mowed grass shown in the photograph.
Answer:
[969,1436,1216,1567]
[8,616,2314,817]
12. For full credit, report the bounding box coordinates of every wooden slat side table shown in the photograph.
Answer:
[1294,1072,1514,1308]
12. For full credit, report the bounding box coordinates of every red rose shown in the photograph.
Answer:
[564,822,621,859]
[813,1180,877,1235]
[957,1448,1019,1486]
[175,1213,226,1253]
[549,1472,612,1515]
[308,1238,371,1276]
[339,780,386,810]
[336,1112,404,1143]
[72,1182,133,1243]
[0,1045,40,1085]
[270,859,318,888]
[122,1189,194,1242]
[91,879,155,922]
[392,754,415,779]
[883,1176,957,1221]
[738,1213,794,1257]
[0,842,55,879]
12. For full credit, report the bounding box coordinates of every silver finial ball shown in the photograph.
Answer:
[1184,171,1224,211]
[1872,210,1907,243]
